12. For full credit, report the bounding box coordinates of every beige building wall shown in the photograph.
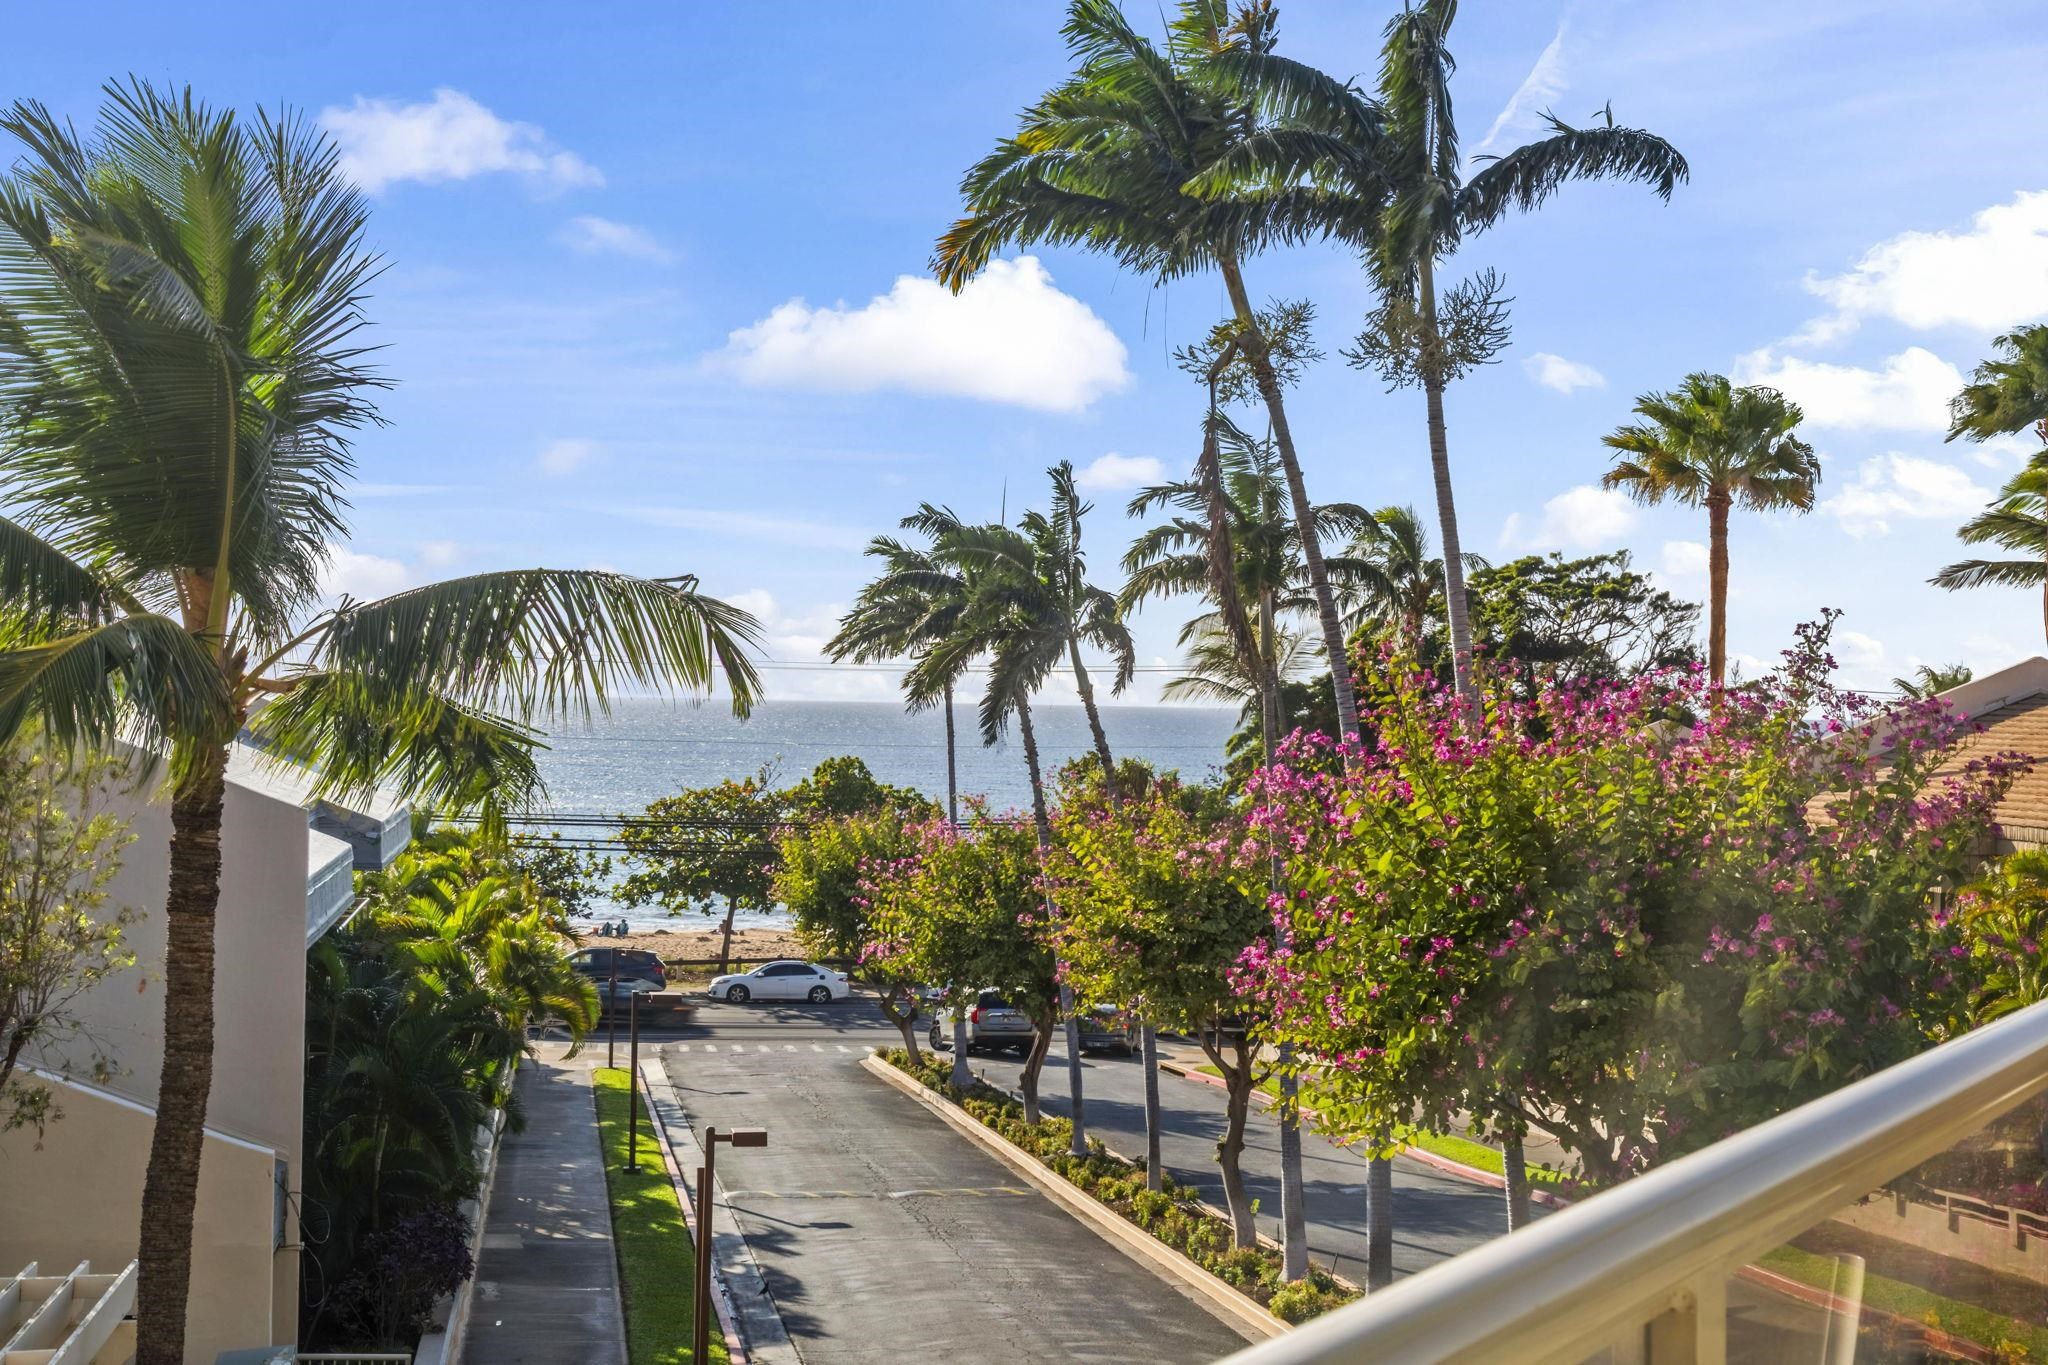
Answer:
[2,760,343,1360]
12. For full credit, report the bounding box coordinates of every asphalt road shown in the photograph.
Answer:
[970,1037,1514,1285]
[656,998,1249,1364]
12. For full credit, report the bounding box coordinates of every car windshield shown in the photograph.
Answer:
[976,992,1013,1010]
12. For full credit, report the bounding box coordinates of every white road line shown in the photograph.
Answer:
[703,1043,717,1052]
[836,1045,850,1053]
[785,1044,797,1052]
[674,1044,691,1053]
[811,1044,824,1052]
[729,1043,745,1052]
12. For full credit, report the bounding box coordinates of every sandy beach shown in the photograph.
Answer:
[570,923,813,965]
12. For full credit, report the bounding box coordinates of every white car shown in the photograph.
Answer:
[709,960,850,1004]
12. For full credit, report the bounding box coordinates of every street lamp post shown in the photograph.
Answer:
[695,1124,767,1364]
[607,954,620,1068]
[625,988,641,1171]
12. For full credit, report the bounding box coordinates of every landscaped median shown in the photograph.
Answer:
[870,1048,1354,1327]
[594,1068,729,1365]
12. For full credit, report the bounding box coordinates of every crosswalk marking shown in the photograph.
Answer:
[811,1044,824,1052]
[674,1044,690,1053]
[836,1044,850,1053]
[702,1043,717,1052]
[785,1044,797,1052]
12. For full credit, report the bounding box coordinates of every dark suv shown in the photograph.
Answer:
[570,947,667,989]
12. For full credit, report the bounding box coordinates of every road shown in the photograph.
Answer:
[971,1037,1512,1284]
[655,997,1249,1364]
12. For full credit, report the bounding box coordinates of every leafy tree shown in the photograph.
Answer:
[828,517,974,822]
[1047,769,1268,1235]
[1949,324,2048,448]
[1468,551,1700,693]
[1954,851,2048,1025]
[1600,374,1818,684]
[1242,617,2023,1231]
[0,739,139,1137]
[0,83,761,1359]
[1933,457,2048,647]
[508,836,612,920]
[1893,663,1972,699]
[1204,0,1688,698]
[936,0,1368,747]
[860,811,1054,1099]
[618,767,784,972]
[784,754,932,821]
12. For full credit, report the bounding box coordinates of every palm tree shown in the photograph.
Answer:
[1950,324,2048,448]
[911,467,1136,1158]
[1123,415,1374,738]
[0,83,761,1363]
[828,515,972,823]
[1163,621,1315,715]
[1932,458,2048,645]
[1340,504,1485,655]
[935,0,1369,748]
[1204,1,1688,707]
[1893,663,1973,699]
[1600,375,1818,687]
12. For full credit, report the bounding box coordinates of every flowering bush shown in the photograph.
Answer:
[1238,615,2027,1183]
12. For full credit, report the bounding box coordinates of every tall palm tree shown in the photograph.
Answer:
[1203,0,1688,707]
[935,0,1370,748]
[0,83,761,1363]
[1600,374,1819,685]
[1340,504,1485,655]
[1933,458,2048,645]
[1950,324,2048,448]
[1892,663,1972,699]
[827,514,971,823]
[1124,415,1374,739]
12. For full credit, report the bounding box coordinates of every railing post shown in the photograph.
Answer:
[1645,1273,1725,1365]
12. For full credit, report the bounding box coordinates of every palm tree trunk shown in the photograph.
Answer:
[1255,591,1310,1281]
[1418,253,1478,704]
[943,680,959,824]
[1141,1024,1163,1193]
[136,743,228,1365]
[1015,696,1086,1153]
[1219,252,1361,745]
[1708,493,1731,686]
[1503,1128,1533,1230]
[1066,639,1119,800]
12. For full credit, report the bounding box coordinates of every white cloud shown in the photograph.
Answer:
[1835,630,1886,671]
[1659,540,1708,579]
[1075,453,1165,491]
[727,589,895,702]
[1798,189,2048,341]
[1500,484,1638,552]
[1733,346,1963,432]
[1524,351,1606,394]
[319,547,413,602]
[538,438,600,476]
[711,256,1131,413]
[1476,21,1569,155]
[320,89,603,194]
[1820,453,1989,537]
[560,215,673,264]
[418,540,461,568]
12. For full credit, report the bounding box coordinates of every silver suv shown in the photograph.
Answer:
[928,989,1035,1054]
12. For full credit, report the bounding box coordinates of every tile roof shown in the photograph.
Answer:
[1950,690,2048,845]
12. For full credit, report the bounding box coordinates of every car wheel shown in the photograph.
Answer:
[726,984,751,1004]
[929,1025,947,1051]
[808,985,831,1003]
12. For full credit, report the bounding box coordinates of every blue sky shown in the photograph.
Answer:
[8,1,2047,702]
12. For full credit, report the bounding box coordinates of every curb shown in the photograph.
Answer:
[1157,1058,1571,1212]
[638,1061,791,1364]
[861,1053,1289,1344]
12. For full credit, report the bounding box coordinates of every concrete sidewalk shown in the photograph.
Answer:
[461,1048,626,1365]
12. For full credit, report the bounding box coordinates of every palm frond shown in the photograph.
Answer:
[0,612,232,754]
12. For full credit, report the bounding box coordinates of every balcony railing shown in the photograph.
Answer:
[1222,997,2048,1365]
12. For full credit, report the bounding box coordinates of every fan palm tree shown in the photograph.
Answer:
[827,516,972,823]
[1932,458,2048,645]
[1892,663,1973,699]
[0,83,760,1363]
[1200,0,1687,711]
[1599,375,1817,686]
[1949,324,2048,449]
[935,0,1369,748]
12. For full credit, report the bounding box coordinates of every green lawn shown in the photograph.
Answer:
[1186,1063,1570,1187]
[1757,1244,2048,1359]
[594,1067,728,1365]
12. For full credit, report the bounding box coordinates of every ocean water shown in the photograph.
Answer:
[530,698,1237,930]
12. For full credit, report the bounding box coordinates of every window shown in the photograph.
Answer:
[762,963,808,977]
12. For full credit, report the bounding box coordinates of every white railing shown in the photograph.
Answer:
[1221,996,2048,1365]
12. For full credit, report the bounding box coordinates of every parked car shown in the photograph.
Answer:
[570,946,667,989]
[928,990,1036,1054]
[1077,1004,1140,1055]
[709,960,850,1003]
